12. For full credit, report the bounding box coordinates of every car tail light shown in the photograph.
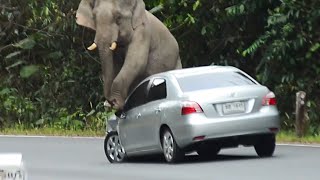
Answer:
[181,101,203,115]
[193,135,206,141]
[262,92,277,106]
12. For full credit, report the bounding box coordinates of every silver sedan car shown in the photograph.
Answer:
[104,65,280,163]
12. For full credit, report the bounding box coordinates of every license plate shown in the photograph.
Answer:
[222,102,245,114]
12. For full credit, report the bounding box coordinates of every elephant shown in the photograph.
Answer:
[76,0,182,110]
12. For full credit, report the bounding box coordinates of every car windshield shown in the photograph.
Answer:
[176,71,256,92]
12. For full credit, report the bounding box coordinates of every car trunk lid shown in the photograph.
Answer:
[181,85,269,118]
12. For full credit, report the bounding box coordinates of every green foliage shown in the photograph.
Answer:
[0,88,36,125]
[20,65,39,78]
[13,37,36,50]
[0,0,319,135]
[242,0,320,133]
[0,0,104,131]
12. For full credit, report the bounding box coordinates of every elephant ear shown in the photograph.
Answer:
[76,0,96,30]
[131,0,147,30]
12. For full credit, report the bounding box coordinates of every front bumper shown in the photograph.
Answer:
[106,114,119,134]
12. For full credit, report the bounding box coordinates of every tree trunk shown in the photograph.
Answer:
[295,91,308,138]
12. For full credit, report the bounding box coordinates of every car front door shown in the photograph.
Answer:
[118,80,150,153]
[138,78,168,150]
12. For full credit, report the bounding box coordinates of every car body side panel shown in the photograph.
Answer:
[118,108,141,152]
[139,101,163,149]
[124,102,167,156]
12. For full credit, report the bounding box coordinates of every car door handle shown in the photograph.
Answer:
[136,113,141,119]
[155,108,161,114]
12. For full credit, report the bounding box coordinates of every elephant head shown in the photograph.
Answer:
[75,0,148,110]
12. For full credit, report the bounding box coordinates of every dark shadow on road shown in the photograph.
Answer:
[125,153,260,164]
[182,154,259,164]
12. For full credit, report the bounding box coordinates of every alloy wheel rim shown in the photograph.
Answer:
[107,135,125,162]
[163,131,174,161]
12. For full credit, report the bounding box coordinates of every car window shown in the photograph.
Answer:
[177,71,257,92]
[147,78,167,102]
[123,80,149,112]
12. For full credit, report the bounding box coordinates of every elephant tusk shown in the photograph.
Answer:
[109,42,117,51]
[87,43,97,51]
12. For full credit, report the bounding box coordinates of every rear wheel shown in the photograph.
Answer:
[104,131,126,163]
[162,128,184,163]
[197,145,221,159]
[254,134,276,157]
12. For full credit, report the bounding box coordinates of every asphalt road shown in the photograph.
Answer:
[0,136,319,180]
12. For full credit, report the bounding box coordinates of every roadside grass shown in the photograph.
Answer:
[1,128,320,144]
[0,127,105,137]
[276,130,320,144]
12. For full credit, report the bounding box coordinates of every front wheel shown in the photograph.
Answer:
[162,129,184,163]
[254,134,276,157]
[104,131,127,163]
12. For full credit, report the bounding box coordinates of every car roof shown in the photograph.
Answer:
[128,65,259,99]
[148,65,241,79]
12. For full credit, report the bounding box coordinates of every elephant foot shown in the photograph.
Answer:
[112,101,122,111]
[107,97,125,111]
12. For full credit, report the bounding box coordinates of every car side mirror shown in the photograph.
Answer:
[120,113,127,119]
[115,110,122,117]
[115,110,126,119]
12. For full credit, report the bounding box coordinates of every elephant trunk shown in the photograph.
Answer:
[96,26,119,103]
[99,43,114,99]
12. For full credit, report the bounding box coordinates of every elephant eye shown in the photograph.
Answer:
[92,9,98,20]
[113,11,122,24]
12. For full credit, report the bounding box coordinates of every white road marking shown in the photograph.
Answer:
[0,134,104,139]
[277,143,320,148]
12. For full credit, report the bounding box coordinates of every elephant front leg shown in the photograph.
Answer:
[109,26,150,110]
[109,79,125,110]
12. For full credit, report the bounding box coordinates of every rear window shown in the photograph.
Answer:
[176,71,256,92]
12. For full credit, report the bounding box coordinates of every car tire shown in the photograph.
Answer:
[104,131,127,163]
[161,128,184,163]
[197,145,221,159]
[254,134,276,157]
